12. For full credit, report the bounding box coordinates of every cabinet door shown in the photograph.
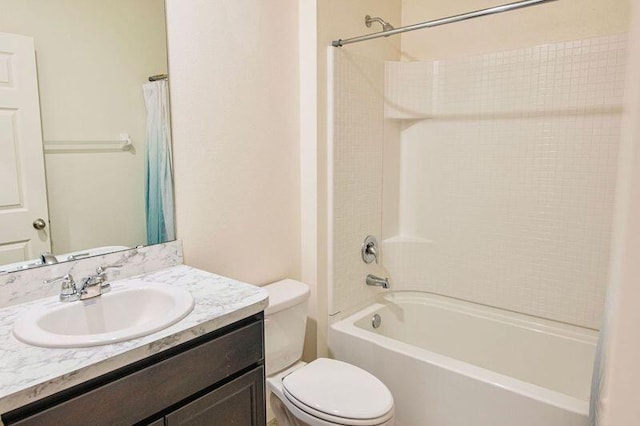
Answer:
[166,366,265,426]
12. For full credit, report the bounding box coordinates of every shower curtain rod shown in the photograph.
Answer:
[332,0,558,47]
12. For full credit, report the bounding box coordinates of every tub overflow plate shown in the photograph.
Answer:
[372,314,381,329]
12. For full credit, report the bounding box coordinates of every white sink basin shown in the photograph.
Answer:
[12,284,195,348]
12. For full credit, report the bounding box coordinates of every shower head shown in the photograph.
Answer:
[365,15,395,33]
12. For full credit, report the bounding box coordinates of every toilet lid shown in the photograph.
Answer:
[282,358,394,423]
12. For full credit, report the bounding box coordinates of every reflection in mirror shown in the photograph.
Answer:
[0,0,174,273]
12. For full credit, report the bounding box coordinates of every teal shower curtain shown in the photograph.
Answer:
[143,79,175,245]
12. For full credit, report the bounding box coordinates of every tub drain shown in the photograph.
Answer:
[372,314,381,329]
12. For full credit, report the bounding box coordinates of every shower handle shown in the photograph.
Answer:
[361,235,379,264]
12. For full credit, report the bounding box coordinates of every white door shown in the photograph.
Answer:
[0,33,50,265]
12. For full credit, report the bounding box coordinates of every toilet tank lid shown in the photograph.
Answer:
[264,279,310,316]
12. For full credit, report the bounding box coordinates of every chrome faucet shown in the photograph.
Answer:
[366,274,390,289]
[40,252,58,265]
[361,235,379,264]
[78,267,112,299]
[44,266,120,302]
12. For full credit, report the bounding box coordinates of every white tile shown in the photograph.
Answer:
[329,49,388,315]
[330,34,626,327]
[383,34,627,329]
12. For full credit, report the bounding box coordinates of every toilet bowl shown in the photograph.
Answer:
[267,359,394,426]
[264,279,394,426]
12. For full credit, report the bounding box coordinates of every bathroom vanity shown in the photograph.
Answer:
[4,314,265,425]
[0,256,269,426]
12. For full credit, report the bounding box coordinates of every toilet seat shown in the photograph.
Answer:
[280,358,394,426]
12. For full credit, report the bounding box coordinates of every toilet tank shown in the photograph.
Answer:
[264,279,310,375]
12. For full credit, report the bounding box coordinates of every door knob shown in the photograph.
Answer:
[33,218,47,230]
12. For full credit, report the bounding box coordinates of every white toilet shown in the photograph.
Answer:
[264,279,395,426]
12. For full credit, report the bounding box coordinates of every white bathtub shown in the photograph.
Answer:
[329,292,598,426]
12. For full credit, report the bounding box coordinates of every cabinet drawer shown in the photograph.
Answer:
[10,319,263,426]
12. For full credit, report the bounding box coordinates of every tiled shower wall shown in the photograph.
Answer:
[384,34,627,329]
[328,49,389,316]
[329,35,627,328]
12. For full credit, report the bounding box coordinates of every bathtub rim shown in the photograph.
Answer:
[329,291,597,417]
[381,291,598,344]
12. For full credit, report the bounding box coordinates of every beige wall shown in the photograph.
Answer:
[401,0,631,60]
[165,0,301,285]
[299,0,319,360]
[0,0,167,254]
[402,0,629,61]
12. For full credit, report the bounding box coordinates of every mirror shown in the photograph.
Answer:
[0,0,172,273]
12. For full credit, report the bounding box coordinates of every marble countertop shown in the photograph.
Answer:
[0,265,269,416]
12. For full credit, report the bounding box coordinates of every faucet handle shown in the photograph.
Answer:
[361,235,379,264]
[96,264,124,274]
[44,274,73,286]
[95,264,123,282]
[44,274,79,302]
[90,264,123,291]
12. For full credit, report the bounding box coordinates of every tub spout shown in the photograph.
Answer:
[40,252,58,265]
[366,274,390,289]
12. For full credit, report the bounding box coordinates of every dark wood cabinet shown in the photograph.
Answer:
[2,313,265,426]
[165,367,264,426]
